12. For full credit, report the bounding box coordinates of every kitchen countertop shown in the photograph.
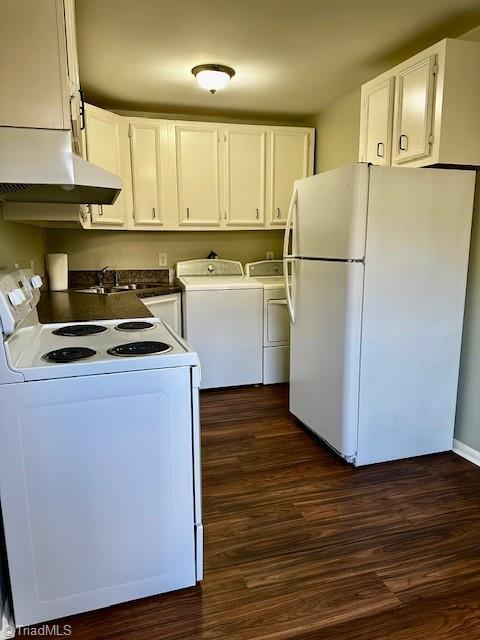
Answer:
[37,284,182,324]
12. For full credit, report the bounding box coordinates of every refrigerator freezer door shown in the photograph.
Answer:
[289,259,364,459]
[293,163,369,260]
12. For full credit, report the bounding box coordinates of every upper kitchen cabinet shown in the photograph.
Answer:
[174,124,222,226]
[0,0,83,144]
[129,121,168,227]
[359,77,395,165]
[83,104,131,227]
[171,122,313,230]
[360,39,480,168]
[269,129,313,225]
[224,127,266,227]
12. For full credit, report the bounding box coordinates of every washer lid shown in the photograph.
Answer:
[179,275,263,291]
[251,276,286,288]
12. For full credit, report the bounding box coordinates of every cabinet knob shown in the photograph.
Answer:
[399,134,408,151]
[376,142,385,158]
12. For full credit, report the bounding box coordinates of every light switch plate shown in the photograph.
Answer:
[266,251,274,260]
[158,253,168,267]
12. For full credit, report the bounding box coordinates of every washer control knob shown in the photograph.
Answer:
[8,288,26,307]
[207,264,215,273]
[30,275,43,289]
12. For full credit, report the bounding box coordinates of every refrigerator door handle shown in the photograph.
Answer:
[283,188,298,259]
[283,257,295,324]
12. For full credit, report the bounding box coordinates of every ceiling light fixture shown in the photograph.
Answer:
[191,64,235,94]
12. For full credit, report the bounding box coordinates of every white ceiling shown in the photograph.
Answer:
[76,0,480,122]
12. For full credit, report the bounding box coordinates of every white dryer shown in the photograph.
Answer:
[246,260,290,384]
[177,260,263,389]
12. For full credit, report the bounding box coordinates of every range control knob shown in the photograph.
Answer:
[30,275,43,289]
[207,264,215,273]
[8,288,26,307]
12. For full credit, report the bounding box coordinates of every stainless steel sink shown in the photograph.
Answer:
[75,283,161,295]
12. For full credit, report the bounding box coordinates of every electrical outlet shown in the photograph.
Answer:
[158,253,168,267]
[266,251,274,261]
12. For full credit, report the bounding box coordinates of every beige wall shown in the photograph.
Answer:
[46,229,284,270]
[306,90,361,173]
[0,205,46,274]
[452,25,480,451]
[456,179,480,451]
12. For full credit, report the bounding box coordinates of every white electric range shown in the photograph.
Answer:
[0,269,203,629]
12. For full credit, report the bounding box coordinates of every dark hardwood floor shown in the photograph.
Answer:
[29,384,480,639]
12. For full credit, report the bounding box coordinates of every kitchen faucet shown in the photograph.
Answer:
[97,265,109,286]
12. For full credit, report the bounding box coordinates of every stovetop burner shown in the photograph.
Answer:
[115,321,155,332]
[42,347,97,363]
[52,324,108,337]
[107,341,172,357]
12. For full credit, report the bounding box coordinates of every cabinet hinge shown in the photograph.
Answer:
[79,205,89,222]
[428,133,435,145]
[128,127,132,138]
[223,134,227,142]
[432,63,439,76]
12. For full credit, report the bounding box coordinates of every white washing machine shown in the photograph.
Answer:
[246,260,290,384]
[177,260,263,389]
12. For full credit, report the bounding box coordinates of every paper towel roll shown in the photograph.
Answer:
[47,253,68,291]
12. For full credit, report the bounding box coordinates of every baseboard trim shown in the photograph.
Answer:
[453,438,480,468]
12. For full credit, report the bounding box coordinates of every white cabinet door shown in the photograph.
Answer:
[0,0,70,130]
[175,125,221,226]
[85,104,127,226]
[224,128,266,226]
[393,55,436,165]
[269,130,311,225]
[360,77,394,165]
[142,294,182,335]
[130,122,165,226]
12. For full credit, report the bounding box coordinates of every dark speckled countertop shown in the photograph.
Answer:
[37,285,182,324]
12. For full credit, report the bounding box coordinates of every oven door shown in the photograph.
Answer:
[0,367,196,628]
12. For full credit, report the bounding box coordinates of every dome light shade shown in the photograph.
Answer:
[192,64,235,94]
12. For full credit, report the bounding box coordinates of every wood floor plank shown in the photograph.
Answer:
[25,385,480,639]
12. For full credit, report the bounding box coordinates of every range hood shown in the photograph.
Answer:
[0,128,121,205]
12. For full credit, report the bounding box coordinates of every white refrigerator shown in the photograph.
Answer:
[283,163,475,466]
